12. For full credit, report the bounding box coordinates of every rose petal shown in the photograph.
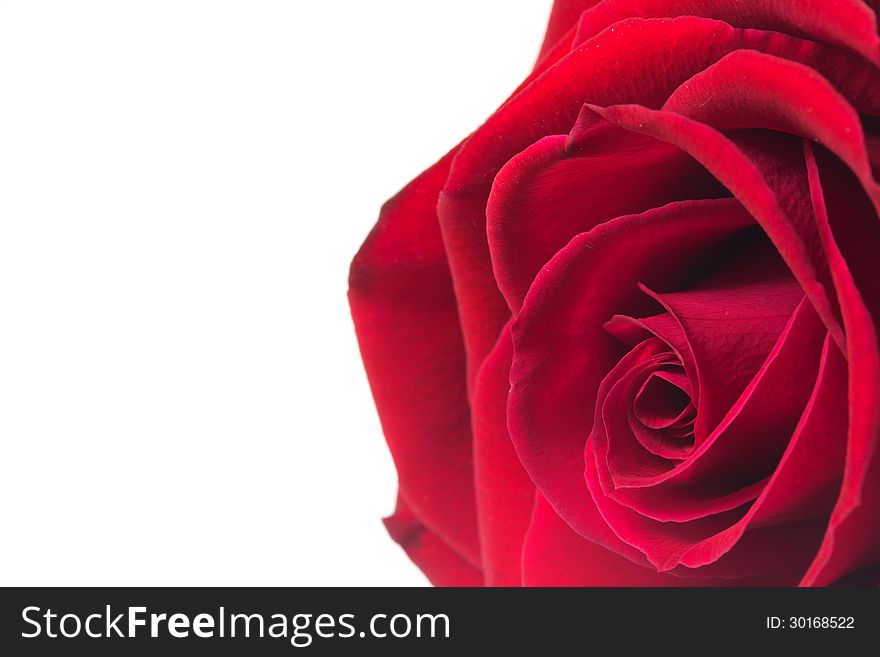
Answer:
[349,149,481,568]
[584,302,850,579]
[509,198,754,550]
[587,439,820,578]
[662,50,880,208]
[600,298,828,522]
[586,103,845,347]
[537,1,602,63]
[531,25,579,79]
[522,494,789,585]
[598,339,684,481]
[472,323,536,586]
[384,496,483,587]
[487,125,723,313]
[676,334,848,571]
[741,336,848,529]
[801,143,880,585]
[633,370,692,431]
[574,0,880,65]
[451,17,878,202]
[637,262,804,441]
[809,143,880,342]
[606,311,700,407]
[445,18,872,383]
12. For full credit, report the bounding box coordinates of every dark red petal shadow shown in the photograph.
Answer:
[801,143,880,585]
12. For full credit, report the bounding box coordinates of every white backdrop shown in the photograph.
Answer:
[0,1,551,585]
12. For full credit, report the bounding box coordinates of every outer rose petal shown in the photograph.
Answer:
[349,149,481,569]
[573,0,880,64]
[441,16,876,386]
[357,0,880,587]
[538,1,602,62]
[349,4,618,584]
[384,497,483,587]
[472,324,536,586]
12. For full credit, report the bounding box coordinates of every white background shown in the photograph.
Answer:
[0,1,550,585]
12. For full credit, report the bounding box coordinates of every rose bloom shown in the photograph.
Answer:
[349,0,880,586]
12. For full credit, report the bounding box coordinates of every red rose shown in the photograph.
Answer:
[349,0,880,586]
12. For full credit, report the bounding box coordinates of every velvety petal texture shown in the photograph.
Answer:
[351,0,880,586]
[472,325,536,586]
[349,150,482,572]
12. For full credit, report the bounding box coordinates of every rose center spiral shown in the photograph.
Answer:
[633,367,696,437]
